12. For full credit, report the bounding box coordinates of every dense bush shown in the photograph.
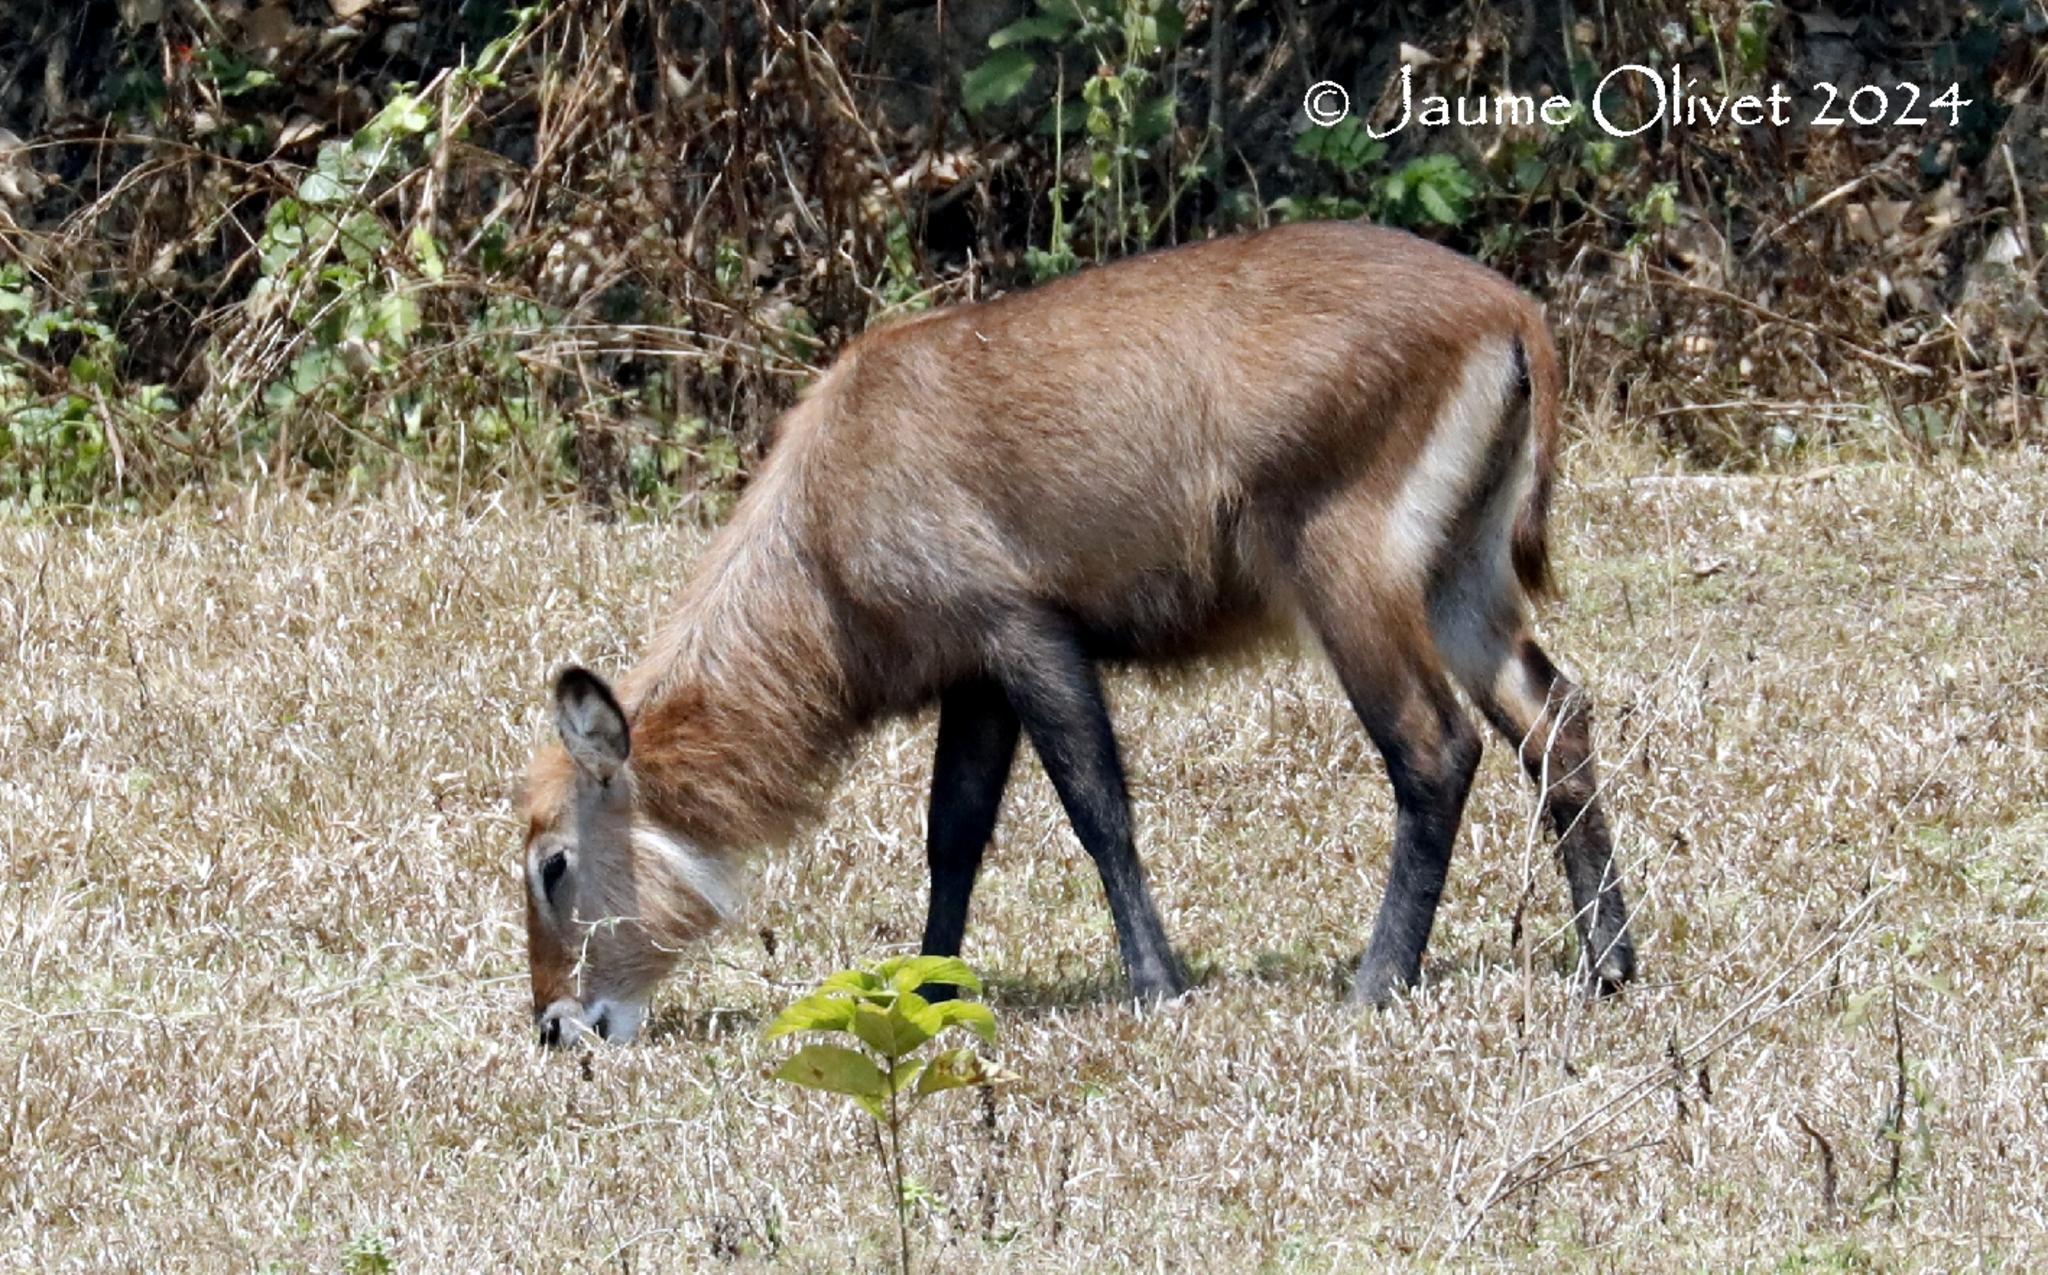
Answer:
[0,0,2041,511]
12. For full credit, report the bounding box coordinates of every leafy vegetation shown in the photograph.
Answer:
[0,0,2039,509]
[767,956,1009,1274]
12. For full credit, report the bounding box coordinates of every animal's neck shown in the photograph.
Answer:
[617,482,854,853]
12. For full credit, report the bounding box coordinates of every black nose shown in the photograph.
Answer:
[539,1015,563,1048]
[592,1010,611,1041]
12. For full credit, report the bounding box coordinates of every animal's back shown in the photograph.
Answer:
[762,222,1537,689]
[813,220,1521,483]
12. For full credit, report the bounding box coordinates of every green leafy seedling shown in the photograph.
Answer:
[767,955,1009,1274]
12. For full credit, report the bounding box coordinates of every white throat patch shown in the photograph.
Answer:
[630,824,747,922]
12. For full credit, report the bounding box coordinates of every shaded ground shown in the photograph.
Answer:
[2,445,2045,1270]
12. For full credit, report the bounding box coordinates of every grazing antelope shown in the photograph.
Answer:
[520,220,1636,1046]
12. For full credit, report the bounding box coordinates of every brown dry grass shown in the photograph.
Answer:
[3,442,2046,1271]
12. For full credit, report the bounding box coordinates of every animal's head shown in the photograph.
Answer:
[520,667,732,1047]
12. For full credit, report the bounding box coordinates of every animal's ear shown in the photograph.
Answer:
[554,667,630,785]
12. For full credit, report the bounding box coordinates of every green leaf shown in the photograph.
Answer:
[851,1000,934,1058]
[914,998,998,1044]
[963,48,1039,113]
[409,225,444,281]
[67,354,107,390]
[335,211,388,265]
[763,992,857,1039]
[1346,137,1388,172]
[208,56,276,97]
[819,968,881,992]
[299,171,348,206]
[886,956,984,995]
[375,293,421,347]
[376,92,434,136]
[1736,1,1775,76]
[989,13,1072,47]
[1153,2,1186,48]
[773,1044,886,1100]
[266,346,337,410]
[1417,183,1458,225]
[1127,3,1184,56]
[1132,93,1176,145]
[315,141,353,180]
[819,968,889,1000]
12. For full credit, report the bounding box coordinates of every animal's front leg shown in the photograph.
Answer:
[989,610,1188,1003]
[919,678,1021,1000]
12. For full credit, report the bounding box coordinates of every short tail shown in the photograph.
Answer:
[1510,297,1562,600]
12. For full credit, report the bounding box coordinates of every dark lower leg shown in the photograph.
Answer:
[1477,638,1635,991]
[1349,680,1484,1007]
[919,679,1020,987]
[991,613,1186,1001]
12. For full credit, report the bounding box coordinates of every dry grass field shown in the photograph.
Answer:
[3,442,2045,1271]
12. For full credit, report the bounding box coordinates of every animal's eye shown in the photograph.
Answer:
[539,850,569,903]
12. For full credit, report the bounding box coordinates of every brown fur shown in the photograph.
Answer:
[520,220,1584,1017]
[1511,296,1562,598]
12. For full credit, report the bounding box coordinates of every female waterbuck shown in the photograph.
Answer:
[520,221,1636,1045]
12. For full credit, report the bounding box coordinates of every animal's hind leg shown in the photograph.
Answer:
[918,678,1020,998]
[986,609,1187,1002]
[1299,579,1484,1007]
[1441,608,1636,993]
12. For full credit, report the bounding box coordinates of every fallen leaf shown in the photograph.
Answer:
[276,115,324,148]
[1980,227,2024,269]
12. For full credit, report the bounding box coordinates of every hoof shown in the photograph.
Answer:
[1585,928,1637,997]
[1346,957,1415,1010]
[1346,979,1405,1011]
[1128,960,1191,1005]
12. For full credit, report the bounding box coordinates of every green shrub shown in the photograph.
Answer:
[767,956,1009,1274]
